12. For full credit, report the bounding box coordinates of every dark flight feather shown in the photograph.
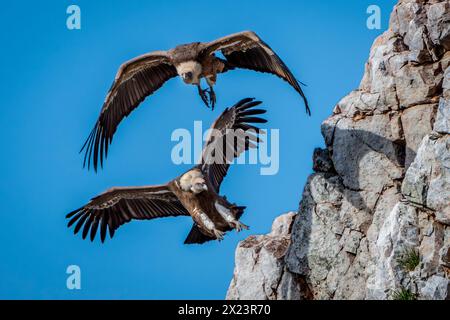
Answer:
[66,185,189,242]
[81,53,177,171]
[184,224,215,244]
[201,31,310,115]
[199,98,267,192]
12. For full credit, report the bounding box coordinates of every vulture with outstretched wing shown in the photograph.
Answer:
[82,31,309,171]
[68,98,266,244]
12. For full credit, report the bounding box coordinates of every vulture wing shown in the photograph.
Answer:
[66,184,189,242]
[199,98,267,193]
[81,51,178,171]
[200,31,310,115]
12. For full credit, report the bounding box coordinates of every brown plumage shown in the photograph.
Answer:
[81,30,309,171]
[67,98,266,244]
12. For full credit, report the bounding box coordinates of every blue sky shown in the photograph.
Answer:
[0,0,396,299]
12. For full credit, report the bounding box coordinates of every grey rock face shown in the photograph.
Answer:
[402,135,450,223]
[419,275,449,300]
[434,67,450,134]
[227,0,449,300]
[226,213,309,300]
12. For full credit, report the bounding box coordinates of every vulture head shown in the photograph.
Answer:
[176,61,202,84]
[179,169,208,194]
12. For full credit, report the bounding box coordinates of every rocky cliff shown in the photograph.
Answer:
[227,0,449,300]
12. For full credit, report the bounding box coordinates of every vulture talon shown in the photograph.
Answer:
[208,87,216,110]
[213,229,225,241]
[198,85,210,108]
[231,221,249,232]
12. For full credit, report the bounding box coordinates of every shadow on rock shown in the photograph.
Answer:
[285,123,415,296]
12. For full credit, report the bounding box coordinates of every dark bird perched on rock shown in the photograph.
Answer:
[67,98,267,244]
[81,31,309,171]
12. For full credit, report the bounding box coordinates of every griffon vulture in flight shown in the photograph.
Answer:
[81,31,309,171]
[68,98,266,244]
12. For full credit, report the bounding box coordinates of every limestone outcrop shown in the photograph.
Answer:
[227,0,449,300]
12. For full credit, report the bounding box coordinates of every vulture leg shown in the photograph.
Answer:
[215,201,248,233]
[206,76,217,110]
[197,84,210,108]
[194,207,223,241]
[208,86,216,110]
